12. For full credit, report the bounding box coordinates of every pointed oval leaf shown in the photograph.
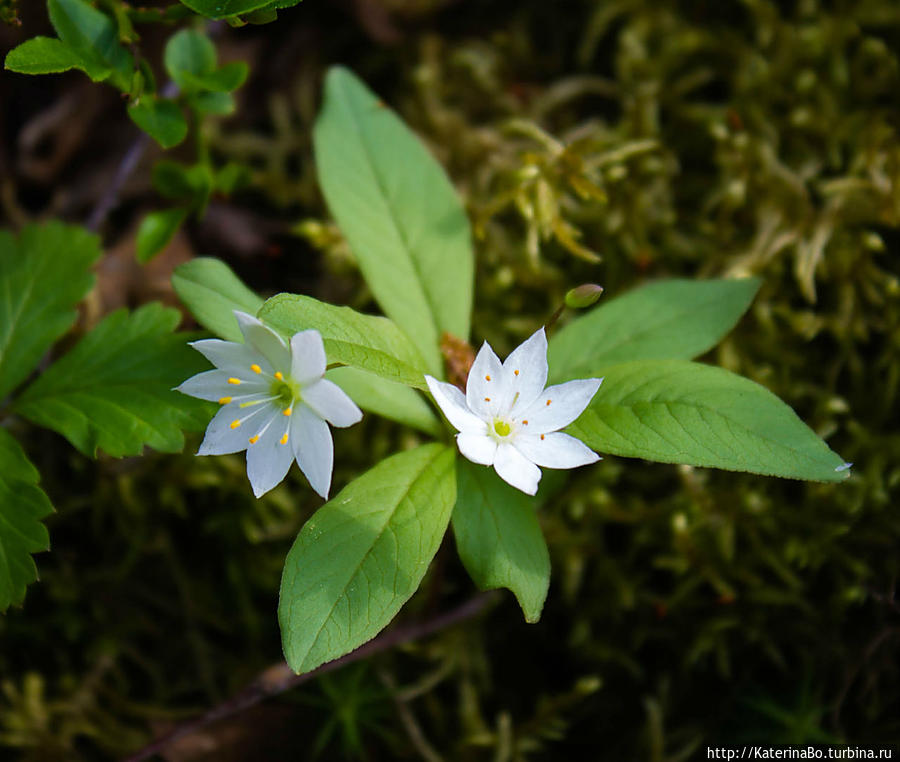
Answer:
[137,208,188,263]
[127,98,188,149]
[4,37,84,75]
[567,360,850,482]
[177,0,277,19]
[279,443,456,674]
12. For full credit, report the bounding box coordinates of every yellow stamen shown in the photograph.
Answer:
[250,364,262,374]
[230,419,241,429]
[218,396,232,405]
[249,435,259,444]
[485,375,491,381]
[540,434,545,440]
[514,369,519,376]
[274,371,283,380]
[283,407,292,416]
[228,377,241,385]
[484,397,491,402]
[546,399,552,406]
[523,419,528,425]
[279,433,289,445]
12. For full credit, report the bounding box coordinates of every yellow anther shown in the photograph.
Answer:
[250,364,262,374]
[485,375,491,381]
[540,434,545,440]
[230,419,241,429]
[228,377,241,385]
[514,369,519,376]
[283,407,292,417]
[523,419,528,425]
[218,396,232,405]
[274,371,283,380]
[546,399,552,406]
[484,397,491,402]
[279,433,289,445]
[249,435,259,444]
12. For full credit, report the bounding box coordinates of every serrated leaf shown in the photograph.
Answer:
[4,37,83,75]
[260,293,431,390]
[14,303,211,457]
[127,98,188,149]
[172,257,263,342]
[136,208,188,263]
[568,360,850,482]
[279,444,456,674]
[0,428,53,612]
[326,366,440,436]
[314,66,474,374]
[0,222,101,401]
[452,459,550,622]
[548,278,762,382]
[177,0,276,19]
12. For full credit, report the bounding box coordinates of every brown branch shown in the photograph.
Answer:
[122,592,497,762]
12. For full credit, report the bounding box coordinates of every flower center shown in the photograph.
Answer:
[493,419,511,438]
[271,377,299,408]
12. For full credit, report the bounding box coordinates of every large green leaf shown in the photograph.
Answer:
[260,293,431,390]
[326,367,440,436]
[452,460,550,622]
[172,257,263,342]
[177,0,276,19]
[0,428,53,612]
[314,66,474,374]
[4,37,84,75]
[14,303,210,457]
[0,222,101,401]
[279,443,456,674]
[548,278,761,382]
[568,360,850,482]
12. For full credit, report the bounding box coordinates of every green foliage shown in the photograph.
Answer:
[152,160,214,209]
[259,294,432,390]
[164,28,248,94]
[570,359,848,482]
[452,459,550,622]
[0,429,53,611]
[127,98,188,149]
[0,222,100,401]
[14,303,210,457]
[136,208,188,263]
[314,66,474,374]
[279,444,456,674]
[4,36,83,74]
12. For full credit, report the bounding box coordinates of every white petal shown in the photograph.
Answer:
[514,432,600,469]
[291,405,334,499]
[503,327,548,415]
[516,378,603,434]
[198,402,276,456]
[246,414,295,498]
[290,330,327,385]
[425,375,485,433]
[466,342,505,420]
[302,379,362,428]
[234,311,291,371]
[175,370,237,401]
[189,339,271,374]
[493,443,542,495]
[456,432,497,466]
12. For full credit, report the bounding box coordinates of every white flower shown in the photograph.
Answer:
[176,311,362,499]
[425,328,602,495]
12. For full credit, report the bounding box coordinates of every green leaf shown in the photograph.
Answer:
[177,0,275,20]
[314,66,474,374]
[4,37,84,75]
[136,208,188,263]
[279,443,456,674]
[452,460,550,622]
[548,278,762,382]
[187,90,236,115]
[326,366,441,436]
[152,161,214,209]
[567,360,850,482]
[127,98,188,149]
[260,293,432,390]
[172,257,263,342]
[48,0,133,89]
[163,28,215,88]
[0,428,54,612]
[14,303,211,457]
[180,61,248,93]
[0,222,101,401]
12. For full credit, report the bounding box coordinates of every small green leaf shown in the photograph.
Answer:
[314,66,474,374]
[548,278,762,382]
[172,257,263,342]
[136,208,188,263]
[14,303,211,457]
[4,37,83,75]
[326,366,441,436]
[260,293,432,390]
[127,98,188,149]
[180,60,248,93]
[452,460,550,622]
[567,360,850,482]
[187,90,235,115]
[163,28,215,88]
[279,444,456,674]
[0,222,101,401]
[0,428,54,612]
[152,161,214,209]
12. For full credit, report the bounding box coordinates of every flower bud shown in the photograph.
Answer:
[565,284,604,309]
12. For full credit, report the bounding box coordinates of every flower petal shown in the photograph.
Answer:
[198,401,276,456]
[516,378,603,434]
[514,432,600,469]
[466,342,505,419]
[425,375,485,433]
[302,379,362,428]
[456,432,497,466]
[291,330,327,385]
[503,327,548,415]
[234,311,291,371]
[291,405,334,499]
[246,414,294,498]
[189,339,271,374]
[493,443,542,495]
[176,370,239,401]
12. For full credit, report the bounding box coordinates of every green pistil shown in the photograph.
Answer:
[493,420,511,437]
[271,377,300,407]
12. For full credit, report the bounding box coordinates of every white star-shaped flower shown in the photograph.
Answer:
[176,311,362,499]
[425,328,602,495]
